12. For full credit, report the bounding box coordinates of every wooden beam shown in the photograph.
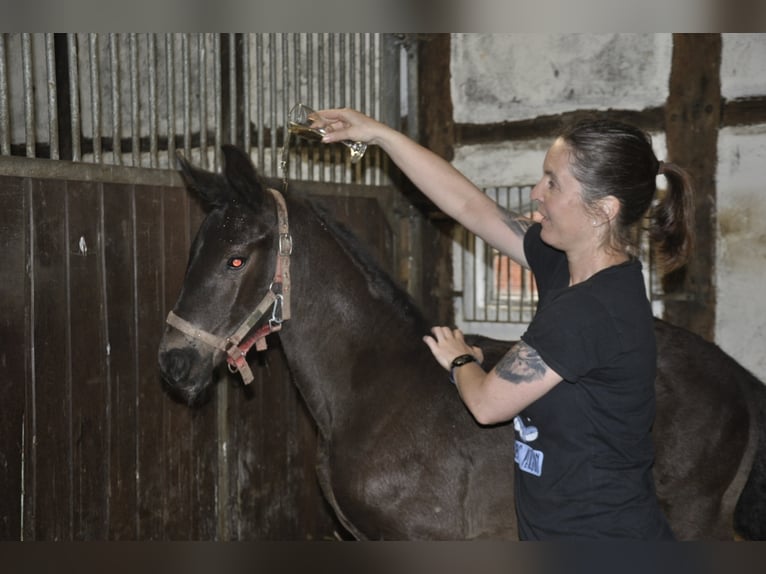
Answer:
[663,33,722,341]
[453,96,766,146]
[417,33,455,161]
[456,107,667,144]
[415,33,458,325]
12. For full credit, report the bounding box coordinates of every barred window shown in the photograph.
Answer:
[453,185,538,340]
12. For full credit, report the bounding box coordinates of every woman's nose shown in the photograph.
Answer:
[530,182,542,201]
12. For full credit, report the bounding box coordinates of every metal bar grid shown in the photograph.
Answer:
[0,33,392,186]
[456,185,539,325]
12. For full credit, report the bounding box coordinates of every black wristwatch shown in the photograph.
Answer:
[449,354,478,385]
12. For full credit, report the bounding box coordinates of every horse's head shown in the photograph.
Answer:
[158,145,287,405]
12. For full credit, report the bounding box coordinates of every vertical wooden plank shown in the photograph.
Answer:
[178,194,219,540]
[227,350,307,539]
[102,181,139,539]
[0,175,27,540]
[133,184,167,539]
[155,181,196,538]
[29,177,72,540]
[226,330,338,539]
[66,180,109,538]
[160,184,219,540]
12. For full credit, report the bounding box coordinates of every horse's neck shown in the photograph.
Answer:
[276,201,426,437]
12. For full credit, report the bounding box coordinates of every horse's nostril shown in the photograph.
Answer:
[159,348,193,385]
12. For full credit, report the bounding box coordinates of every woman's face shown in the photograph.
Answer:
[530,138,595,252]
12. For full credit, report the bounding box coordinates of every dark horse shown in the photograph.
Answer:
[158,145,766,540]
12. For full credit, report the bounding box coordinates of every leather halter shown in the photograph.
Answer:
[165,188,292,385]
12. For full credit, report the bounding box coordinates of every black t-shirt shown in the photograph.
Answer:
[515,223,673,540]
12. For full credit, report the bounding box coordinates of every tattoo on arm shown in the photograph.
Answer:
[497,205,533,239]
[494,341,547,384]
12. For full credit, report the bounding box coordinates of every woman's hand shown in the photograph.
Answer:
[314,107,387,147]
[423,326,484,371]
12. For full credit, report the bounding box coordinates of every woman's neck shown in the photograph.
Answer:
[567,248,629,286]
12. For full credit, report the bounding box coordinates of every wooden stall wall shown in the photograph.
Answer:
[1,164,406,540]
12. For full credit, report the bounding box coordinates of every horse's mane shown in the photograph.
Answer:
[306,198,431,334]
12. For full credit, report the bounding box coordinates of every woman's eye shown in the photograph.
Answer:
[227,257,247,270]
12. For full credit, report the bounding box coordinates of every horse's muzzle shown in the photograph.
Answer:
[159,347,194,382]
[158,346,211,405]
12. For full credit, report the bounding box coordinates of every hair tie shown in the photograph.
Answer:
[657,160,666,175]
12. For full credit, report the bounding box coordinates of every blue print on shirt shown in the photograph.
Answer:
[515,440,544,477]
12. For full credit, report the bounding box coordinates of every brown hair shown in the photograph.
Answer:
[559,118,694,272]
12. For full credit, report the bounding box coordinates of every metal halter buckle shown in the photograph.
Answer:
[269,294,284,328]
[279,233,293,256]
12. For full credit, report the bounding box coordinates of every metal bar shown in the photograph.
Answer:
[293,34,301,106]
[68,34,81,161]
[166,34,176,164]
[21,33,35,157]
[109,34,122,166]
[198,34,207,169]
[148,34,158,169]
[255,34,265,172]
[281,33,289,177]
[317,33,326,182]
[374,33,382,185]
[304,34,313,182]
[337,34,345,180]
[213,34,222,171]
[45,34,59,160]
[228,34,236,150]
[129,33,140,166]
[242,34,250,153]
[268,33,277,176]
[89,33,102,164]
[182,33,191,159]
[88,33,102,163]
[0,34,12,155]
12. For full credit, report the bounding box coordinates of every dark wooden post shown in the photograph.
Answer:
[416,34,458,325]
[663,33,722,341]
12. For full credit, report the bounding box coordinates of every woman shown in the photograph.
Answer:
[316,108,694,540]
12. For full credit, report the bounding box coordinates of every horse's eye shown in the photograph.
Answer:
[227,257,247,270]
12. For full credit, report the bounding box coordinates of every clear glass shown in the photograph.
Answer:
[287,103,367,164]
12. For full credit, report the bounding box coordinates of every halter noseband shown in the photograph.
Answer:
[165,187,292,385]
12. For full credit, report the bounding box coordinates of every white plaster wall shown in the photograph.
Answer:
[448,33,766,383]
[451,34,672,123]
[716,125,766,381]
[721,34,766,99]
[715,35,766,382]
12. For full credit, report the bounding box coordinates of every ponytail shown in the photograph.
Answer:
[649,161,695,273]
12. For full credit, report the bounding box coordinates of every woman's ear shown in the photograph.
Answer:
[599,195,621,224]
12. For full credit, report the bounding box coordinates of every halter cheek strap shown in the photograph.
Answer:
[165,187,292,385]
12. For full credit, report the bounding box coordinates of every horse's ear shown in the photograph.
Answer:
[221,145,266,209]
[176,151,227,208]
